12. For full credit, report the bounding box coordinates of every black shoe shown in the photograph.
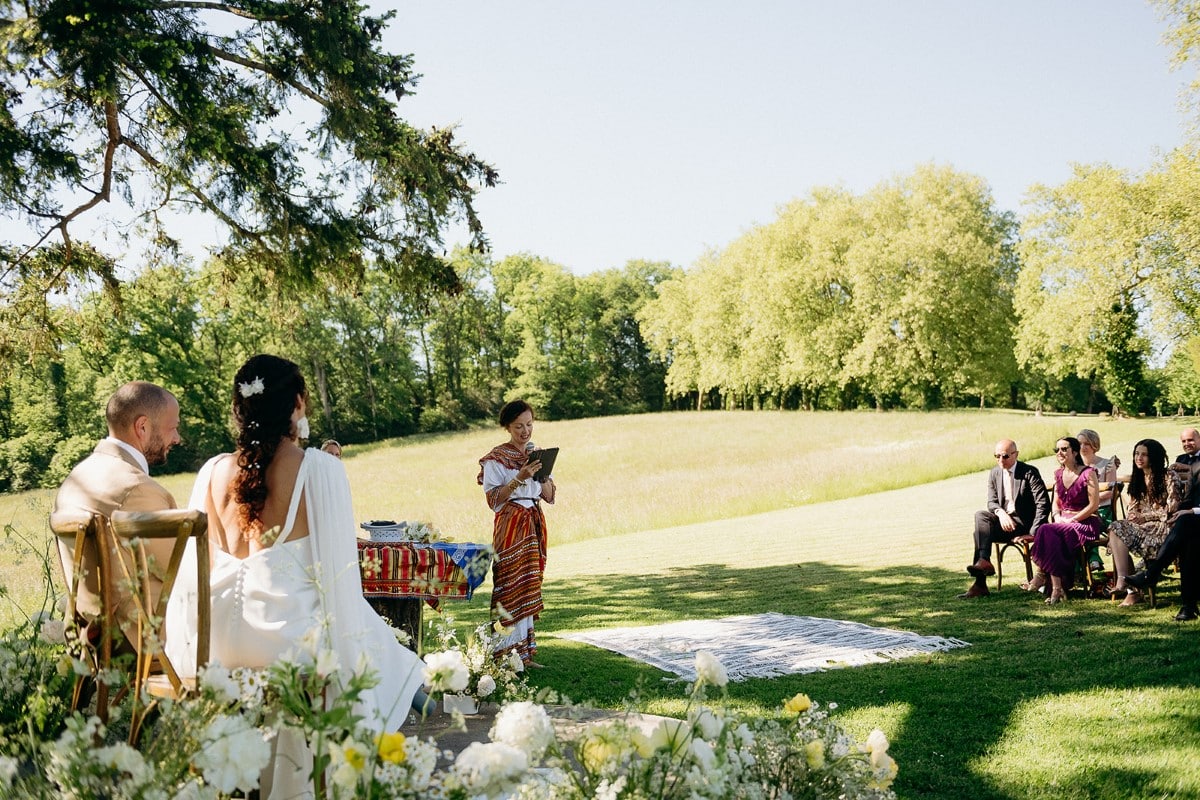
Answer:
[1174,606,1199,622]
[1125,570,1159,591]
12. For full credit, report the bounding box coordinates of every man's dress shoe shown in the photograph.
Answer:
[1175,606,1199,622]
[966,559,996,577]
[957,584,990,599]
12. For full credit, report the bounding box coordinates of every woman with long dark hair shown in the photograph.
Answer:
[477,399,555,668]
[1026,436,1103,604]
[169,354,424,797]
[1106,439,1183,607]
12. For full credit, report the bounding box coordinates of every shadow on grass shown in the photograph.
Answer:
[487,562,1200,800]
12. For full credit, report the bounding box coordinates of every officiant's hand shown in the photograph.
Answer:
[517,461,541,481]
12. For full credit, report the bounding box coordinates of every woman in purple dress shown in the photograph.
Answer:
[1024,436,1102,604]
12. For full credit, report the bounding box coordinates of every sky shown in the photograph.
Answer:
[381,1,1190,274]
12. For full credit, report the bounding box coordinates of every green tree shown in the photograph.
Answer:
[1015,163,1163,413]
[1,0,496,304]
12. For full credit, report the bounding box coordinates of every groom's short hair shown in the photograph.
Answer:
[106,381,175,433]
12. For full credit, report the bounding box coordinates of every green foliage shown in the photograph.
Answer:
[641,165,1019,410]
[0,0,496,297]
[0,430,57,492]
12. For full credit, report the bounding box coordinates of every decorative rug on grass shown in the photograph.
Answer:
[558,612,970,682]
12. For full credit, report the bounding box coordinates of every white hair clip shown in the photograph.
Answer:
[238,377,265,398]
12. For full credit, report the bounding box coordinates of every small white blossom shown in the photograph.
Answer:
[39,618,66,644]
[476,673,497,698]
[238,377,265,397]
[0,755,18,789]
[199,664,239,703]
[694,650,728,688]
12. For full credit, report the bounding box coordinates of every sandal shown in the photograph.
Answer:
[1020,576,1047,592]
[1046,591,1067,605]
[1120,588,1143,608]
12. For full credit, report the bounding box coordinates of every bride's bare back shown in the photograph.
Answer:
[207,441,310,558]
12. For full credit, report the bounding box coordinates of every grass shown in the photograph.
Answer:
[2,409,1197,798]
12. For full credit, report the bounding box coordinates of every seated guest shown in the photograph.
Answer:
[53,381,181,646]
[960,439,1050,599]
[1107,439,1182,607]
[320,439,343,458]
[1077,428,1118,573]
[169,355,426,798]
[1126,427,1200,622]
[1026,437,1102,604]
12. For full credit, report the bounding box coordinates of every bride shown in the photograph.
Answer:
[167,354,425,796]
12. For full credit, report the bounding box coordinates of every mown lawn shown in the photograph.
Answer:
[2,409,1196,798]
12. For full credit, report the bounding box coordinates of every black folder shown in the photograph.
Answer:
[527,447,559,482]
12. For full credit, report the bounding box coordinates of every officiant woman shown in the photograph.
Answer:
[477,399,555,668]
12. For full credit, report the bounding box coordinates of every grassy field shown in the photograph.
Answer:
[2,409,1197,799]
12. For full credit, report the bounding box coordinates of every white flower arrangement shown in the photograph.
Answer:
[424,620,530,706]
[238,376,265,398]
[0,553,898,800]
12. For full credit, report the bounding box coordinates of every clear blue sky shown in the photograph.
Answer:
[386,1,1188,274]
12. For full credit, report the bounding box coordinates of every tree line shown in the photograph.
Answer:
[5,155,1200,493]
[639,160,1200,415]
[0,252,675,491]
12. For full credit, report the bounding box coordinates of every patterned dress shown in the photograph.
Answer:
[478,443,548,663]
[1031,466,1104,588]
[1107,473,1184,560]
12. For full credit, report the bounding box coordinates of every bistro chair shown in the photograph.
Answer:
[49,510,115,719]
[108,508,210,743]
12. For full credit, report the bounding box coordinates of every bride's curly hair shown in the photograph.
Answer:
[231,354,307,534]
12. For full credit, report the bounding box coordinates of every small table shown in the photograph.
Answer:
[358,540,494,645]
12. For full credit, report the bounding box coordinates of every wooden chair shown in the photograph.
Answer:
[108,508,210,743]
[49,510,115,720]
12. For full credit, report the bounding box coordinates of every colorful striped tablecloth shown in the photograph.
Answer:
[357,540,494,607]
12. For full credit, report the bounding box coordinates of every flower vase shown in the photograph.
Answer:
[443,693,479,715]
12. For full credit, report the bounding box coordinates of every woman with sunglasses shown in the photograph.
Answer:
[1025,436,1102,604]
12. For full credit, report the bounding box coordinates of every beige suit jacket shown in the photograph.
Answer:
[53,440,177,643]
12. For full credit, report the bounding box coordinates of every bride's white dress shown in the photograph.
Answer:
[166,448,424,798]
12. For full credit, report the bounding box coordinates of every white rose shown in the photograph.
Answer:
[39,619,67,644]
[489,701,556,760]
[694,650,728,687]
[194,715,271,793]
[451,741,528,795]
[423,649,470,693]
[476,673,497,697]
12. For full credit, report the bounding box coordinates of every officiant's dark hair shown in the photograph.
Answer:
[499,399,533,428]
[231,354,307,535]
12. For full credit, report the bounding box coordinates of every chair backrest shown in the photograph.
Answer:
[49,510,115,718]
[108,509,210,696]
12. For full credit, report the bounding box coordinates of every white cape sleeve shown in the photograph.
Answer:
[303,449,425,731]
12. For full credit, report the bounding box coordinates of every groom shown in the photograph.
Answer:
[959,438,1050,599]
[53,381,182,646]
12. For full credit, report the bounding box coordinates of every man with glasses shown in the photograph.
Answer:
[959,439,1050,599]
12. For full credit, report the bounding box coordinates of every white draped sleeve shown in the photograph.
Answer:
[302,449,424,732]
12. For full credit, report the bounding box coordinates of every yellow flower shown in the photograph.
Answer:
[376,731,407,764]
[804,739,825,769]
[783,693,812,714]
[345,744,366,771]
